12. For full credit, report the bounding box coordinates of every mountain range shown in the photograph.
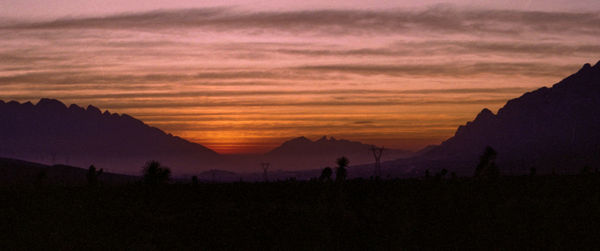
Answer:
[0,157,134,185]
[221,136,411,174]
[0,99,221,175]
[373,60,600,177]
[1,60,599,178]
[0,99,409,175]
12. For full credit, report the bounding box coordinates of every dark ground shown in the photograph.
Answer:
[2,175,600,250]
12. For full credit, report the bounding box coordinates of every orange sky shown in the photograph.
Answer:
[1,4,599,153]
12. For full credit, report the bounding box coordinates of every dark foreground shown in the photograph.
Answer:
[2,175,600,250]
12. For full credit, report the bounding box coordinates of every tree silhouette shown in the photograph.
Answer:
[86,165,103,186]
[335,157,349,182]
[474,146,500,180]
[142,161,171,185]
[320,167,333,182]
[191,175,199,185]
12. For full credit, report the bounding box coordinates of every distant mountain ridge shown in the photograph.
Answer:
[269,136,404,156]
[5,61,598,178]
[386,60,600,176]
[0,98,219,174]
[0,157,135,185]
[259,136,411,171]
[0,98,410,175]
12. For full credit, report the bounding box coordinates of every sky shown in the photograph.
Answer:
[1,1,599,154]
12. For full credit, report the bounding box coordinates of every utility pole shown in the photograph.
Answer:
[261,162,270,182]
[371,145,384,178]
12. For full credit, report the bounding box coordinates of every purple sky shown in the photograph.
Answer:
[1,1,599,153]
[2,0,599,19]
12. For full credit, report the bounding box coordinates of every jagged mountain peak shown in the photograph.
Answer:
[262,135,411,171]
[474,108,495,121]
[0,98,219,175]
[287,136,311,144]
[36,98,67,110]
[581,63,592,70]
[424,60,600,174]
[557,62,600,87]
[282,136,347,145]
[315,136,339,142]
[276,136,357,147]
[86,104,102,115]
[581,60,600,71]
[68,103,85,112]
[37,98,63,105]
[31,98,128,119]
[270,135,391,155]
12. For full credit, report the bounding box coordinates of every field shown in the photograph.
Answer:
[2,175,600,250]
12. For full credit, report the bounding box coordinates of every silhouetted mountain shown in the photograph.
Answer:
[207,136,411,175]
[0,98,411,176]
[260,136,411,171]
[0,157,135,185]
[383,61,600,176]
[270,136,410,157]
[0,99,220,174]
[413,144,438,156]
[6,60,599,179]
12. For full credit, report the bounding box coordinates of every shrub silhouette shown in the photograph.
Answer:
[335,157,349,182]
[142,161,171,185]
[529,167,537,177]
[435,169,448,181]
[86,165,103,186]
[474,146,500,180]
[320,167,333,182]
[191,175,199,185]
[580,165,592,176]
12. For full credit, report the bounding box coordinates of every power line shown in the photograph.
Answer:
[261,162,270,182]
[370,145,384,178]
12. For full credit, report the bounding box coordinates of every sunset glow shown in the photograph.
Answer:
[1,1,599,153]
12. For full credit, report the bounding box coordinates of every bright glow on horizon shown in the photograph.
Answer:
[1,3,599,154]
